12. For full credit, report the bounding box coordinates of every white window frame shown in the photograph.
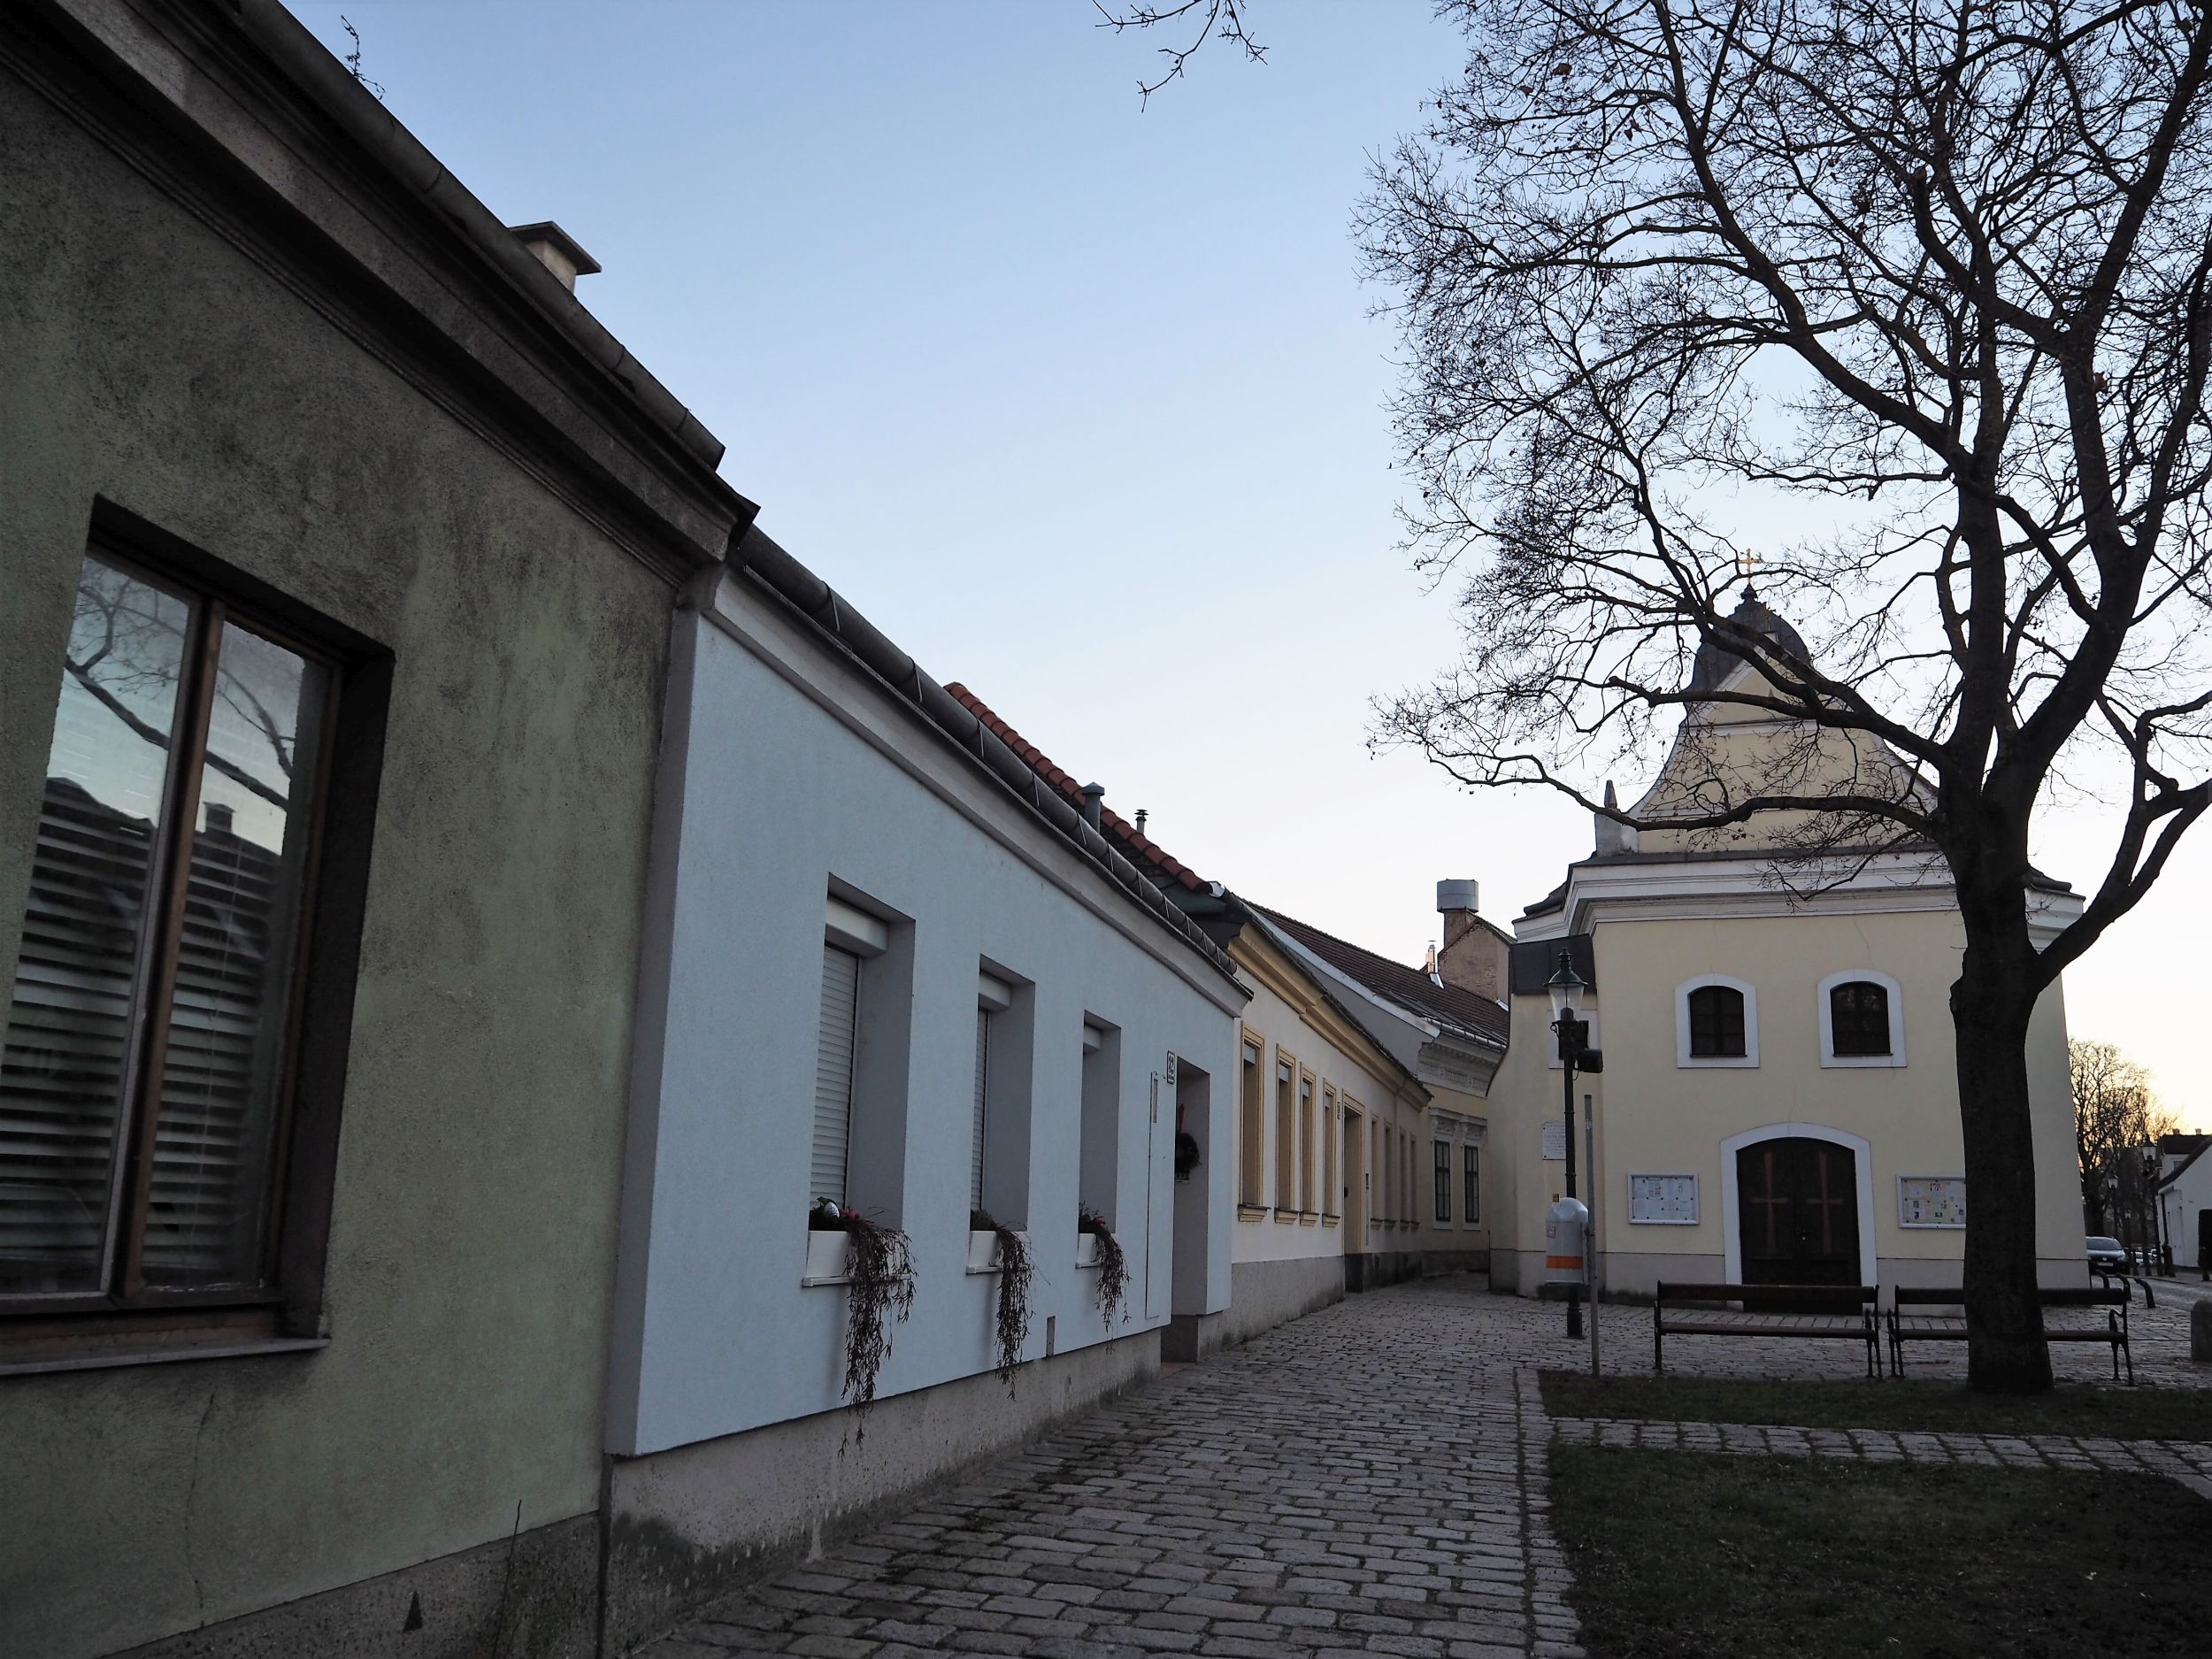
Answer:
[1817,968,1907,1068]
[1676,973,1759,1068]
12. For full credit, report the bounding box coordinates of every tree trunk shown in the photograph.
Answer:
[1952,909,2055,1393]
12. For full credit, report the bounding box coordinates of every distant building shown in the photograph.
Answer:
[2157,1133,2212,1271]
[1248,901,1506,1282]
[1483,591,2085,1297]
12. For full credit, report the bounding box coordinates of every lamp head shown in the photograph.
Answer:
[1546,949,1586,1019]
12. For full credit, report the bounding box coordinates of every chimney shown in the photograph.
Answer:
[1434,878,1507,1002]
[506,221,602,292]
[204,803,234,834]
[1594,779,1639,856]
[1134,808,1148,837]
[1080,782,1105,832]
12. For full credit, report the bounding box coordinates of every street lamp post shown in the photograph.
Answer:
[1547,949,1603,1340]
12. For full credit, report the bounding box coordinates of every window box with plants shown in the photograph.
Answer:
[806,1199,915,1434]
[970,1210,1033,1389]
[1078,1207,1130,1328]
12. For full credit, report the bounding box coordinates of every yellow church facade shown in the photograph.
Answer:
[1483,595,2087,1299]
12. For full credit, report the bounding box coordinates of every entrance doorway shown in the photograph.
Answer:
[1735,1137,1862,1286]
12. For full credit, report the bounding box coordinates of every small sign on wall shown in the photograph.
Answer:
[1898,1176,1967,1228]
[1541,1119,1567,1161]
[1628,1173,1700,1225]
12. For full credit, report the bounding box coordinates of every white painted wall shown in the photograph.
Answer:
[607,575,1242,1456]
[2160,1150,2212,1270]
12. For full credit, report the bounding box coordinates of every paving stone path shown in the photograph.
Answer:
[641,1276,2208,1659]
[1550,1415,2212,1501]
[648,1277,1581,1659]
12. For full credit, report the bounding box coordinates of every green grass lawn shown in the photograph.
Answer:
[1550,1447,2211,1657]
[1540,1368,2212,1440]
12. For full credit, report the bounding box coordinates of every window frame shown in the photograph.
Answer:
[1297,1066,1317,1215]
[1236,1027,1265,1211]
[1675,974,1760,1068]
[1320,1084,1339,1219]
[1432,1139,1452,1225]
[1272,1046,1299,1216]
[1817,969,1907,1068]
[1463,1141,1479,1225]
[1,515,388,1363]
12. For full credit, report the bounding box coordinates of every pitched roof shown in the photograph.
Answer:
[2159,1137,2210,1193]
[942,684,1206,892]
[1247,902,1509,1049]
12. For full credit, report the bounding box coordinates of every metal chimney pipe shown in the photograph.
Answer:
[1134,808,1148,837]
[1080,782,1105,831]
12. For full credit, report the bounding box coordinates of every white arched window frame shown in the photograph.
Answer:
[1675,974,1759,1068]
[1817,969,1907,1068]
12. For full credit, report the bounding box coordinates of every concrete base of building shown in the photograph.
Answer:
[1169,1256,1345,1363]
[111,1514,600,1659]
[1344,1250,1420,1294]
[1421,1249,1489,1277]
[601,1328,1159,1653]
[1161,1309,1228,1363]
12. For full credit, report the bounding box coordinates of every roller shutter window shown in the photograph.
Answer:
[812,945,860,1205]
[971,1007,990,1212]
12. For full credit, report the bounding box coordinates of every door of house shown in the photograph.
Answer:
[1736,1138,1860,1286]
[1341,1108,1365,1239]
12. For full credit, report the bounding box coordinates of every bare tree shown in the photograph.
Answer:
[1340,0,2212,1390]
[68,565,295,814]
[1094,0,1265,108]
[2071,1038,2178,1237]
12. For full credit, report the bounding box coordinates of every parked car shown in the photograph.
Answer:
[2086,1236,2128,1272]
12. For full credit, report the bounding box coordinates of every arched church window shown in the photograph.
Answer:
[1687,984,1747,1057]
[1829,980,1892,1056]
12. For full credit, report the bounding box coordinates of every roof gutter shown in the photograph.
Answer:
[729,525,1244,987]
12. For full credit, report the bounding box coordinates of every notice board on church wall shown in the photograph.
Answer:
[1897,1176,1967,1228]
[1628,1173,1699,1225]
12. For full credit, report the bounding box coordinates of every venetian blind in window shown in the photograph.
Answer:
[0,552,327,1300]
[812,945,860,1205]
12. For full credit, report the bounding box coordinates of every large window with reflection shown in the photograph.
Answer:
[0,538,376,1344]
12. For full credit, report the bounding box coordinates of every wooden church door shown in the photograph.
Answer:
[1736,1138,1860,1286]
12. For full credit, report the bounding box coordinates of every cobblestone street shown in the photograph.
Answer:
[644,1276,2208,1659]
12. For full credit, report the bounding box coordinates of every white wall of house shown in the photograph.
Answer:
[606,572,1243,1459]
[2160,1148,2212,1270]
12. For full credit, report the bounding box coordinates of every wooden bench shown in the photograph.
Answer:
[1653,1282,1881,1377]
[1888,1286,2132,1381]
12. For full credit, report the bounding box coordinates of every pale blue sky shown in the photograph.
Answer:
[291,2,2207,1125]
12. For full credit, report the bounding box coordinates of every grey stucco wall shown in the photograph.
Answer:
[0,61,670,1659]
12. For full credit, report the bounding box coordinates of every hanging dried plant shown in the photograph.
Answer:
[977,1210,1033,1389]
[834,1210,915,1436]
[1079,1207,1128,1328]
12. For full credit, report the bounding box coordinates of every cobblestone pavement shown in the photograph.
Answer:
[648,1276,1581,1659]
[641,1278,2209,1659]
[1551,1416,2212,1500]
